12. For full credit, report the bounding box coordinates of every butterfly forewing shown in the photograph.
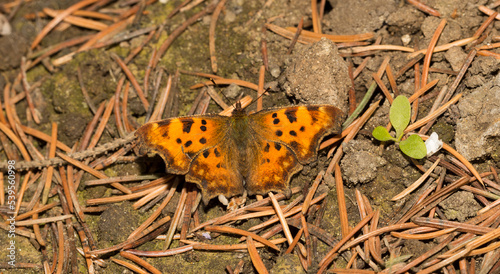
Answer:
[135,116,225,174]
[136,115,246,202]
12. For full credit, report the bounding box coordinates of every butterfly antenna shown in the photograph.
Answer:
[245,87,270,110]
[209,78,233,105]
[210,78,242,110]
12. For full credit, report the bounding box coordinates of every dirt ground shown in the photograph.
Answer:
[0,0,499,273]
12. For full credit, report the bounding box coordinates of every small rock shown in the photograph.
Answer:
[401,34,411,46]
[439,191,481,222]
[279,38,349,112]
[456,74,500,161]
[444,46,467,72]
[0,14,11,35]
[341,139,387,186]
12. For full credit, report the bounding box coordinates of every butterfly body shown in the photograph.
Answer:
[136,105,344,203]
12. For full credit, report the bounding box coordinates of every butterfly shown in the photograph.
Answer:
[135,103,344,204]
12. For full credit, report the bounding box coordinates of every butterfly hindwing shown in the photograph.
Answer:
[187,144,244,203]
[245,140,302,195]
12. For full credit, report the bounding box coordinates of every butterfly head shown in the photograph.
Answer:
[231,100,246,116]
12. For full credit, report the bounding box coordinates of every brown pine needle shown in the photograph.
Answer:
[127,245,194,257]
[287,27,374,42]
[266,23,373,43]
[181,238,286,251]
[302,170,324,214]
[0,122,31,160]
[412,217,492,235]
[257,65,266,111]
[42,122,58,204]
[30,0,101,49]
[406,0,441,17]
[128,187,175,239]
[392,227,457,240]
[15,215,73,226]
[43,8,108,31]
[57,151,131,194]
[318,211,376,273]
[372,73,393,104]
[268,192,294,245]
[478,6,500,20]
[408,37,477,58]
[408,79,439,103]
[351,44,414,54]
[311,0,321,34]
[110,258,148,274]
[405,93,462,133]
[335,163,350,238]
[190,79,259,91]
[209,0,227,73]
[112,54,149,111]
[120,251,162,274]
[284,227,303,254]
[205,226,279,251]
[392,158,441,201]
[247,236,269,274]
[421,19,446,87]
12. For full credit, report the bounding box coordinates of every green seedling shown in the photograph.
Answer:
[372,95,427,159]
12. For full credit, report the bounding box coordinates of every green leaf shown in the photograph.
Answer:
[372,126,396,141]
[390,95,411,141]
[399,134,427,159]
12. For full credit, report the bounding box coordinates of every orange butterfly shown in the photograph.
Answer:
[135,104,344,203]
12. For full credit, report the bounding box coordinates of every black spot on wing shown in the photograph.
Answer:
[276,130,283,137]
[184,140,192,147]
[203,150,210,158]
[201,119,207,125]
[199,137,206,144]
[157,120,170,127]
[273,118,280,125]
[300,126,305,132]
[214,148,221,157]
[200,125,207,131]
[274,143,282,151]
[176,138,182,144]
[264,143,270,152]
[284,109,297,123]
[182,119,194,133]
[290,130,297,136]
[272,113,277,118]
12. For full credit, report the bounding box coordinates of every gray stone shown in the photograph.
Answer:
[279,38,349,112]
[341,139,387,185]
[456,74,500,161]
[439,191,481,222]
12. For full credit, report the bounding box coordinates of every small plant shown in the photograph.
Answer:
[372,95,427,159]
